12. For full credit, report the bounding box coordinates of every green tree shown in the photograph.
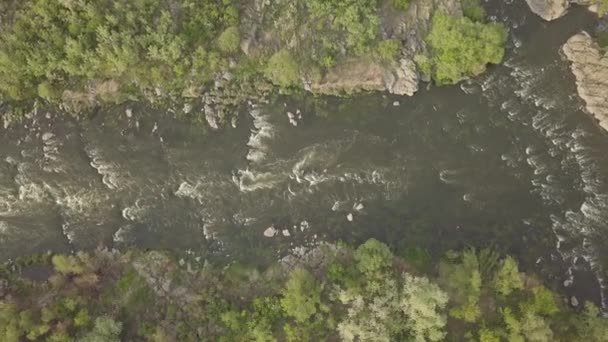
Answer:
[81,316,122,342]
[425,12,507,85]
[400,274,448,342]
[280,268,322,323]
[354,239,393,275]
[439,249,481,322]
[492,256,523,296]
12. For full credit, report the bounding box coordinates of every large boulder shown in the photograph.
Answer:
[386,58,420,96]
[525,0,569,21]
[562,32,608,131]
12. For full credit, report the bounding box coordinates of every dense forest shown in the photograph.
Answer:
[0,240,606,341]
[0,0,506,111]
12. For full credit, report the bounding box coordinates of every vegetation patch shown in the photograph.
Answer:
[423,12,507,85]
[0,240,605,341]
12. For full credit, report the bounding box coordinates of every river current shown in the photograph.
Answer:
[0,3,606,306]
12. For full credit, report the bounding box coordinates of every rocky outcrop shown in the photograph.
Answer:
[525,0,569,21]
[386,58,420,96]
[309,0,462,96]
[562,32,608,131]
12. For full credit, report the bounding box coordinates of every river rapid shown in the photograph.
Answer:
[1,3,607,306]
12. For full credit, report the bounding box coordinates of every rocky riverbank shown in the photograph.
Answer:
[562,32,608,131]
[525,0,602,21]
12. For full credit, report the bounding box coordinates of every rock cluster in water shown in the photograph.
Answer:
[562,32,608,131]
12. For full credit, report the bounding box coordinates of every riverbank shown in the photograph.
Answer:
[0,0,507,129]
[1,240,606,341]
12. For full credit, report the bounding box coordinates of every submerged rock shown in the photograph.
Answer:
[562,32,608,131]
[525,0,569,21]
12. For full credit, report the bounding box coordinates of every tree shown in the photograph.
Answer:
[81,316,122,342]
[400,274,448,342]
[425,12,507,84]
[280,268,322,323]
[439,249,482,322]
[492,256,523,296]
[354,239,393,275]
[521,313,553,342]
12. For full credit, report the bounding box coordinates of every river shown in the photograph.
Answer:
[0,3,606,307]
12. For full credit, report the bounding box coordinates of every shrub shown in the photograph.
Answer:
[374,39,401,62]
[392,0,411,11]
[425,12,507,84]
[461,0,487,22]
[217,26,241,54]
[37,82,59,101]
[265,49,300,88]
[52,255,85,275]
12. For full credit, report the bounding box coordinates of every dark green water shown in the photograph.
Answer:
[0,4,606,306]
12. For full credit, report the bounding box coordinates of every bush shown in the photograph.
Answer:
[425,12,507,85]
[374,39,401,62]
[52,255,85,275]
[265,49,300,88]
[217,26,241,54]
[392,0,411,11]
[461,0,487,22]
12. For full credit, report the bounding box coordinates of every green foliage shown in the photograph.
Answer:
[280,268,322,323]
[37,82,59,101]
[374,39,401,62]
[593,0,608,16]
[478,328,501,342]
[218,26,241,54]
[425,12,507,84]
[0,241,603,341]
[81,316,122,342]
[439,249,481,322]
[502,307,525,342]
[0,0,238,102]
[221,297,283,342]
[521,312,553,342]
[392,0,411,11]
[354,238,393,275]
[414,54,432,79]
[575,302,608,341]
[265,49,300,88]
[461,0,487,22]
[522,286,558,317]
[597,29,608,49]
[401,274,448,342]
[492,256,523,296]
[52,254,85,275]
